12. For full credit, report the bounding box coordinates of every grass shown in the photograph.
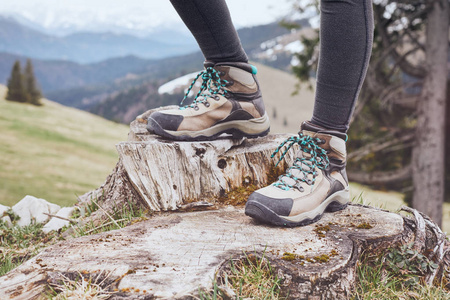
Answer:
[353,248,450,300]
[226,252,284,299]
[0,220,61,276]
[350,182,450,233]
[200,250,284,300]
[46,271,114,300]
[0,85,129,207]
[71,197,148,237]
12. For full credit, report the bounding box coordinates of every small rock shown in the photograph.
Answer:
[42,207,76,233]
[2,216,12,227]
[0,204,10,216]
[12,195,61,227]
[0,204,12,227]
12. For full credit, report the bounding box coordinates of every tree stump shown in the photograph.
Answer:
[0,204,422,299]
[77,106,296,216]
[2,107,449,299]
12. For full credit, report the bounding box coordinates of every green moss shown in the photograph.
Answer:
[313,254,330,263]
[218,181,258,207]
[314,224,331,238]
[281,252,296,261]
[281,252,305,262]
[356,223,374,229]
[266,162,286,184]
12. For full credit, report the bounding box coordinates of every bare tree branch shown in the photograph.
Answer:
[348,133,415,162]
[347,164,412,185]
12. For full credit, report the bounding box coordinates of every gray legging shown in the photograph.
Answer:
[169,0,374,133]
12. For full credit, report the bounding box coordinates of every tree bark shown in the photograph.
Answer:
[411,0,449,226]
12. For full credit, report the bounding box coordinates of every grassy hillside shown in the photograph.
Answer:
[253,62,315,134]
[0,85,129,207]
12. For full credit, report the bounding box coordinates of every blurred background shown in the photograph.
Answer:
[0,0,448,228]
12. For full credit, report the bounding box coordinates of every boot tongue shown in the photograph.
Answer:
[203,61,215,69]
[300,121,347,140]
[300,121,347,163]
[214,62,255,74]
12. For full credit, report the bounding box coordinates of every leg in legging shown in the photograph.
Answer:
[169,0,248,63]
[310,0,374,133]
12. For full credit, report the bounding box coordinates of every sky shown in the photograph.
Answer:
[0,0,295,35]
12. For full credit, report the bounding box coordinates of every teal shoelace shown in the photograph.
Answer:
[271,134,330,191]
[179,67,229,110]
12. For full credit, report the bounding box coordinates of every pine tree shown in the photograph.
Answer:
[6,61,27,103]
[24,59,42,106]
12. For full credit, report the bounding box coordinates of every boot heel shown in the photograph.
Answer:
[326,201,348,212]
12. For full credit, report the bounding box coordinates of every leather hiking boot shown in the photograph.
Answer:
[245,121,349,227]
[147,61,270,141]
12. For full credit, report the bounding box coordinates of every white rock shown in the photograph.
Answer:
[0,204,10,216]
[42,207,76,233]
[12,195,61,227]
[0,204,12,227]
[1,216,12,227]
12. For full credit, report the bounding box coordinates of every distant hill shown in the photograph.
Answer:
[0,16,197,63]
[0,85,129,207]
[0,52,157,92]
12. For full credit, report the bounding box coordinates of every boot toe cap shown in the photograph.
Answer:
[148,111,184,132]
[246,191,293,217]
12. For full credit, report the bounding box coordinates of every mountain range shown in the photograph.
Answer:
[0,15,312,123]
[0,16,197,63]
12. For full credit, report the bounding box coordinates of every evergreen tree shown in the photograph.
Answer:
[24,59,42,106]
[6,61,27,103]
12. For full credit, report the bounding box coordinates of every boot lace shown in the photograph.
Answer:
[271,133,329,191]
[179,67,229,110]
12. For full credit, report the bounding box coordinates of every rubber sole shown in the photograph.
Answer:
[244,190,349,227]
[147,114,270,141]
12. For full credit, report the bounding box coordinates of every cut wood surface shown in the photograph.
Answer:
[0,204,412,299]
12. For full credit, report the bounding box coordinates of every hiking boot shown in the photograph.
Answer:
[147,61,270,141]
[245,121,349,227]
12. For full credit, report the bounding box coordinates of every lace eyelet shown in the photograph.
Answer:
[320,139,326,144]
[214,95,220,101]
[294,183,304,192]
[194,105,200,111]
[227,80,234,86]
[204,102,210,108]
